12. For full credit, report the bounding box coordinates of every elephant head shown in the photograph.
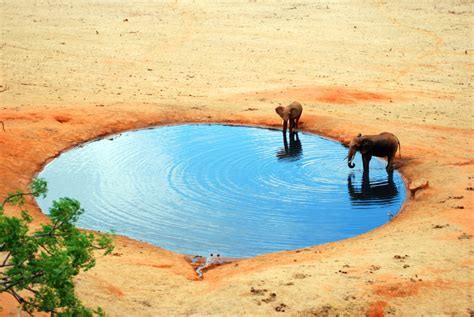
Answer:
[347,134,374,168]
[275,105,300,122]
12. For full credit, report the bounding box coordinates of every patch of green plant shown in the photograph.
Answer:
[0,178,114,316]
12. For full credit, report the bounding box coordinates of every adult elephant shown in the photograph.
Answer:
[347,132,401,171]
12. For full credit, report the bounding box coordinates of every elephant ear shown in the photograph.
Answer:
[360,138,374,154]
[275,106,285,118]
[289,107,300,119]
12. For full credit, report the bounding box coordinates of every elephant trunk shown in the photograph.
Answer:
[282,120,288,133]
[347,146,356,168]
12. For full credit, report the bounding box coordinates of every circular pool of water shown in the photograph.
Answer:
[36,125,406,258]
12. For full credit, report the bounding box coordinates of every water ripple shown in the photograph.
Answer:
[37,125,406,258]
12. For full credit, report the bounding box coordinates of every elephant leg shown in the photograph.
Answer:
[362,155,372,171]
[386,155,394,171]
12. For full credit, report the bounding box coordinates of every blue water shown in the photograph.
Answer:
[36,125,406,258]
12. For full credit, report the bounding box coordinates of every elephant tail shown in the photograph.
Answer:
[397,139,401,159]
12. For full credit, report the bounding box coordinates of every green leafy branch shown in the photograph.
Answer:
[0,178,114,316]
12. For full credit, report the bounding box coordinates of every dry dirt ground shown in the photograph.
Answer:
[0,1,473,316]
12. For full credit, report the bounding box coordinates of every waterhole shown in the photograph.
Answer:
[36,125,406,258]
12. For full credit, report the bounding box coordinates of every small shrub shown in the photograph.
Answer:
[0,178,114,316]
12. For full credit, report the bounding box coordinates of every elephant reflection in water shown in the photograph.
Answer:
[347,171,398,204]
[276,132,302,161]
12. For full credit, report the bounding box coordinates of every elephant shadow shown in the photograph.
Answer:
[347,171,399,205]
[276,132,303,161]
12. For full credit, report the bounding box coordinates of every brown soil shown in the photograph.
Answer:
[1,1,473,316]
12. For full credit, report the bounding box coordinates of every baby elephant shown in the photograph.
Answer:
[275,101,303,134]
[347,132,401,171]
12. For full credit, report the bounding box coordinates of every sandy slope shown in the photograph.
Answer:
[1,1,473,316]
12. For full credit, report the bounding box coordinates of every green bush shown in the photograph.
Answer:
[0,178,114,316]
